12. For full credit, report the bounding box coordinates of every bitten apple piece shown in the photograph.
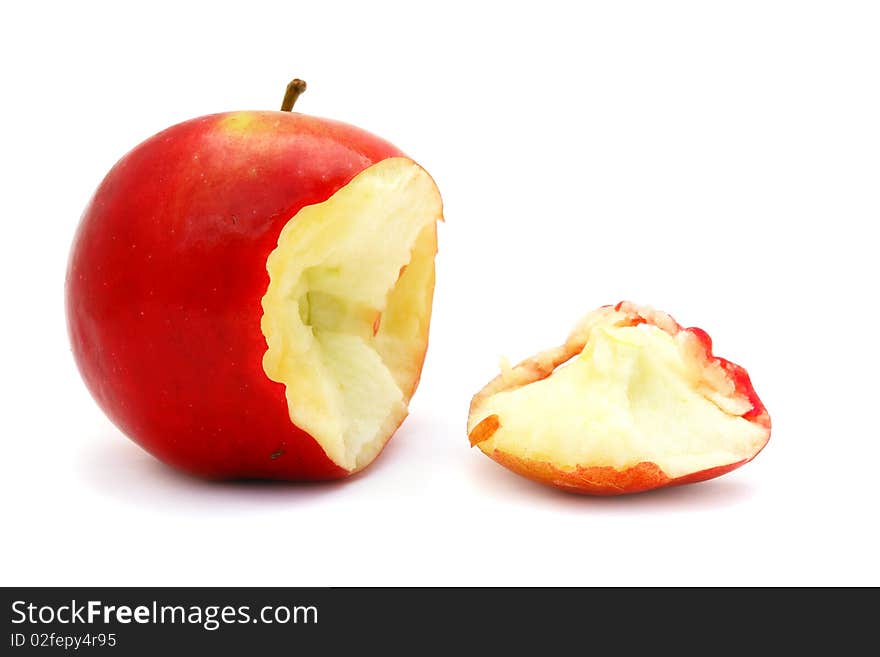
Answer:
[262,157,441,473]
[67,86,444,481]
[467,302,771,495]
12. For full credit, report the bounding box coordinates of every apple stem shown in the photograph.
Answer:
[281,79,307,111]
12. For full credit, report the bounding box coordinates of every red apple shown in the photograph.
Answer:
[467,302,771,494]
[67,80,443,480]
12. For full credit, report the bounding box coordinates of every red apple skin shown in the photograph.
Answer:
[488,451,753,496]
[66,111,405,480]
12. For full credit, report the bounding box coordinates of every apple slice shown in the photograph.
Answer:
[467,302,771,494]
[262,157,441,473]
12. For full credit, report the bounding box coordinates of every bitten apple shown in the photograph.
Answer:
[67,80,443,480]
[467,302,770,494]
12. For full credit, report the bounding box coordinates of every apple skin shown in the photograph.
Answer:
[469,302,771,495]
[66,110,406,480]
[487,449,752,496]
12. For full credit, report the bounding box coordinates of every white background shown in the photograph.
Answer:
[2,1,878,586]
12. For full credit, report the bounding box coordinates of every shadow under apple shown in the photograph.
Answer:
[77,434,354,513]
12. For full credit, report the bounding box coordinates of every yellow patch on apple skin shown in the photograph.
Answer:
[260,157,443,472]
[217,112,281,135]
